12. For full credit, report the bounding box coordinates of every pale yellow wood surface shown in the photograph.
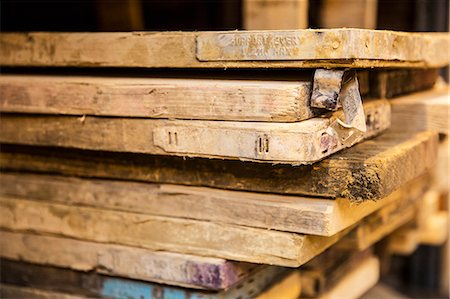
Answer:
[0,197,349,267]
[0,99,390,164]
[1,29,449,68]
[243,0,308,30]
[319,0,378,29]
[0,75,313,122]
[315,256,380,299]
[391,87,449,134]
[0,230,259,290]
[256,271,302,299]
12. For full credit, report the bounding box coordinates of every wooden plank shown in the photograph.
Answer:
[0,99,390,164]
[0,284,92,299]
[315,256,380,299]
[369,68,439,99]
[391,87,449,135]
[0,130,438,201]
[0,231,260,290]
[1,172,428,236]
[1,259,286,299]
[0,75,315,122]
[300,249,373,297]
[243,0,308,30]
[256,271,302,299]
[319,0,378,29]
[1,30,449,68]
[336,182,425,250]
[0,197,349,267]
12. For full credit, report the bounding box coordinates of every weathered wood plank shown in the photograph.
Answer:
[370,68,439,99]
[0,75,314,122]
[1,30,449,68]
[1,259,286,299]
[0,284,92,299]
[0,231,258,290]
[0,131,438,201]
[336,181,425,250]
[256,271,302,299]
[243,0,308,30]
[0,99,390,164]
[319,0,378,29]
[300,249,373,297]
[391,87,449,135]
[0,172,429,236]
[0,197,349,267]
[315,256,379,299]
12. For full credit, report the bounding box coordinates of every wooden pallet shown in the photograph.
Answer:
[1,29,449,68]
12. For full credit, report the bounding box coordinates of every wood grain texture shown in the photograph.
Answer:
[0,259,285,299]
[0,75,314,122]
[336,181,426,250]
[1,172,423,236]
[0,99,390,164]
[1,30,449,68]
[243,0,308,30]
[316,256,379,299]
[0,284,92,299]
[391,87,449,135]
[319,0,378,29]
[0,231,258,290]
[0,197,348,267]
[0,131,438,201]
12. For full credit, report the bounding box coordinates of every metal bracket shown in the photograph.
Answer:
[312,69,367,147]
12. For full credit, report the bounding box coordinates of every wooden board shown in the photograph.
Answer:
[0,130,438,201]
[0,99,390,164]
[0,284,92,299]
[256,271,302,299]
[336,184,424,250]
[1,173,428,236]
[315,256,380,299]
[0,197,349,267]
[300,249,373,297]
[0,231,260,290]
[0,75,315,122]
[391,87,449,135]
[1,259,285,299]
[318,0,378,29]
[1,30,449,68]
[369,68,439,99]
[243,0,308,30]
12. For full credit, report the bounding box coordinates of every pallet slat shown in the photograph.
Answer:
[1,30,449,68]
[0,131,438,201]
[0,99,390,164]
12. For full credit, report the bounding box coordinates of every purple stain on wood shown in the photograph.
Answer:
[186,261,257,290]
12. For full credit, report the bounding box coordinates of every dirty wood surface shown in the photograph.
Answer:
[0,75,315,122]
[0,171,426,236]
[0,196,349,267]
[1,30,449,68]
[0,131,438,201]
[0,230,258,290]
[0,99,390,164]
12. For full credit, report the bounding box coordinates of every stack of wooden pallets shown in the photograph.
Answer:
[0,29,449,298]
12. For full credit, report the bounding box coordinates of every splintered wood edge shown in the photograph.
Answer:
[1,30,449,68]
